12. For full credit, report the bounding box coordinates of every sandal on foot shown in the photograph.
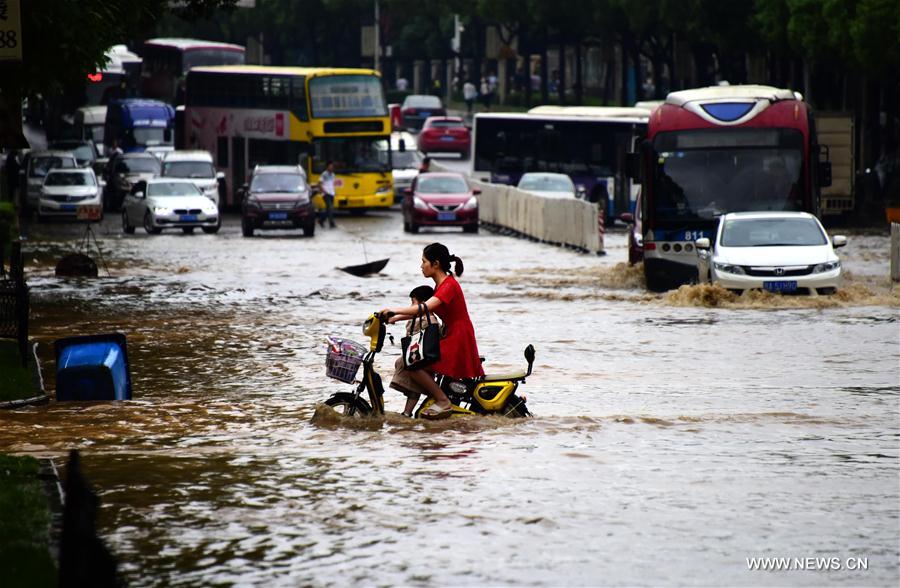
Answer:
[421,404,452,419]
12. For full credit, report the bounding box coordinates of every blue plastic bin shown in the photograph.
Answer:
[55,334,132,401]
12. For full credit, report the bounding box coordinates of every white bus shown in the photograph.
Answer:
[472,106,648,220]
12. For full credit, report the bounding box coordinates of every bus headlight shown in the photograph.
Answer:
[713,262,745,275]
[413,196,428,210]
[462,196,478,210]
[812,260,840,274]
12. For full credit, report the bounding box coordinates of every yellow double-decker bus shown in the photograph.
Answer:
[183,66,393,210]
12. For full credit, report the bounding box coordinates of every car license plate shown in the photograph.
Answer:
[763,280,798,293]
[61,204,76,211]
[419,111,430,117]
[268,212,288,220]
[179,214,198,222]
[437,211,457,221]
[440,136,455,141]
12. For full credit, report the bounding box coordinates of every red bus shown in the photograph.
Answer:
[633,85,831,291]
[141,38,246,104]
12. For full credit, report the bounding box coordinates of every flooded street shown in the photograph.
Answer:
[1,211,898,586]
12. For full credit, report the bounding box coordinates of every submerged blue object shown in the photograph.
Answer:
[55,333,132,401]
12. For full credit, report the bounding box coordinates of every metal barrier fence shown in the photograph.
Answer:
[0,241,29,366]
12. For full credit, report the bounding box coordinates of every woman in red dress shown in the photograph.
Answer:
[381,243,483,418]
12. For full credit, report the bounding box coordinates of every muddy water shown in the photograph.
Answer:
[1,214,898,587]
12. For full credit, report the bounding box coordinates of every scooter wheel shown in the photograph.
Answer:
[325,393,372,417]
[502,394,531,418]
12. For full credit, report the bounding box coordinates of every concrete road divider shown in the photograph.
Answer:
[472,180,604,253]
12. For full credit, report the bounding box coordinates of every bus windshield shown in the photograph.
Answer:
[312,137,390,174]
[309,75,387,119]
[651,128,804,223]
[133,127,169,146]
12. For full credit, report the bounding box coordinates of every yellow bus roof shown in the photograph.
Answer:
[189,65,381,78]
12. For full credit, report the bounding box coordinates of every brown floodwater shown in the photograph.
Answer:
[1,214,898,587]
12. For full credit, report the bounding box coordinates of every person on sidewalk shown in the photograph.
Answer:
[463,81,477,114]
[318,161,336,228]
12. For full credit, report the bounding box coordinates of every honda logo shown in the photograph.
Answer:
[774,267,785,276]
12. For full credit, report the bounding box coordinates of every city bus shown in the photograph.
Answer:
[472,106,648,221]
[631,85,831,291]
[141,38,246,104]
[184,66,393,210]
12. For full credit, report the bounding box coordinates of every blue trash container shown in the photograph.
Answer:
[55,333,132,401]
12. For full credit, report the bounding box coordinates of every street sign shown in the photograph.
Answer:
[77,205,103,222]
[0,0,22,61]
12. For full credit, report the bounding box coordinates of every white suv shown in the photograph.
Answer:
[161,150,223,207]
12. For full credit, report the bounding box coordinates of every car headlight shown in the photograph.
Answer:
[713,262,745,275]
[462,196,478,210]
[153,206,172,215]
[413,196,428,210]
[812,260,841,274]
[376,185,392,195]
[296,191,310,205]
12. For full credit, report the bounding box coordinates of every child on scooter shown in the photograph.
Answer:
[390,284,442,417]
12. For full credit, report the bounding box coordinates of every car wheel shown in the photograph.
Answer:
[143,211,161,234]
[403,219,410,232]
[409,221,419,234]
[182,227,195,234]
[817,287,837,295]
[463,223,478,234]
[461,149,470,159]
[201,225,220,234]
[303,219,316,237]
[241,217,254,237]
[122,210,135,234]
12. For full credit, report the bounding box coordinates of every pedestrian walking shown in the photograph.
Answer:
[463,81,477,114]
[317,161,337,228]
[480,77,491,110]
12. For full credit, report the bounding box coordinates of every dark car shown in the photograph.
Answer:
[400,95,446,131]
[417,116,471,158]
[241,165,315,237]
[103,152,160,211]
[48,139,98,168]
[402,172,479,234]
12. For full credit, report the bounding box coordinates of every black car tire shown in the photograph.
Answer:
[409,221,420,234]
[143,211,161,235]
[202,225,220,234]
[122,210,135,234]
[182,227,195,234]
[303,219,316,237]
[241,217,254,237]
[463,223,478,234]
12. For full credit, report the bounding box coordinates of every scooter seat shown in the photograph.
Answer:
[483,371,527,382]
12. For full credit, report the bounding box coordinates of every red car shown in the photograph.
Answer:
[620,188,643,265]
[417,116,471,158]
[402,172,479,234]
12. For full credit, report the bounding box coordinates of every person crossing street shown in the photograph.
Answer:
[318,161,337,228]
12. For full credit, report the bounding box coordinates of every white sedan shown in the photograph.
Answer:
[516,172,581,199]
[122,179,220,235]
[695,212,846,295]
[38,168,103,221]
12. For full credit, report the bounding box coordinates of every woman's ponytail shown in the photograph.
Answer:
[450,255,464,276]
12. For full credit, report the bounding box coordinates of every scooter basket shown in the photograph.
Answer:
[325,336,367,383]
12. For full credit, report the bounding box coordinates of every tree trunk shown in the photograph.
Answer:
[540,27,550,104]
[574,41,583,104]
[558,41,567,105]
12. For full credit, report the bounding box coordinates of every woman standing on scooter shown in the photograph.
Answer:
[381,242,484,418]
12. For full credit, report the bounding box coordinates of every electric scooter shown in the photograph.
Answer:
[323,312,534,418]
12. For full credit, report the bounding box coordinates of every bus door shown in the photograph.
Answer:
[614,131,633,216]
[232,136,246,207]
